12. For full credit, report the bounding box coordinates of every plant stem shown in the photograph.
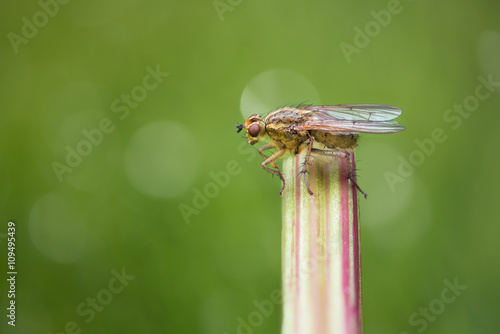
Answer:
[281,151,362,334]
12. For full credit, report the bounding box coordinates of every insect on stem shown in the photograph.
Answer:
[237,104,404,197]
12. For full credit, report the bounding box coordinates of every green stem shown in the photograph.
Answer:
[281,151,362,334]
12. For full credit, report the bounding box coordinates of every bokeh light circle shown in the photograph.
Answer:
[29,192,87,263]
[357,141,432,248]
[357,141,415,227]
[124,121,200,199]
[367,178,432,250]
[240,69,320,119]
[478,30,500,87]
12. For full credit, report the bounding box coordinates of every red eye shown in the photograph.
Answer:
[248,124,261,137]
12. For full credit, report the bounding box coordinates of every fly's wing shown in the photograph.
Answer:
[295,104,405,134]
[302,104,402,122]
[293,119,405,134]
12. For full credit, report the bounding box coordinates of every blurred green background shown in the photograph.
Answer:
[1,0,499,333]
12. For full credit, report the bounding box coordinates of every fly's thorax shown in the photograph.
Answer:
[266,125,308,152]
[265,107,313,127]
[311,131,358,150]
[263,107,312,150]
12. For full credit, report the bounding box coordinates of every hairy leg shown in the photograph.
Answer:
[259,144,287,195]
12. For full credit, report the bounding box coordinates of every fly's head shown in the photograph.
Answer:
[236,114,266,145]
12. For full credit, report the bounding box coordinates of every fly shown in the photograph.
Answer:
[236,104,405,198]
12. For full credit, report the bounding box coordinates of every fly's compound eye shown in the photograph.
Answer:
[248,123,261,137]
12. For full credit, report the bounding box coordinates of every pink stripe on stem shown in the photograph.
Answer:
[351,155,362,334]
[339,156,352,333]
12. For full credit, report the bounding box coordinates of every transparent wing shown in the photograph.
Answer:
[293,119,405,134]
[302,104,402,122]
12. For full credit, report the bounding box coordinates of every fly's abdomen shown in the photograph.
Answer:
[311,131,358,150]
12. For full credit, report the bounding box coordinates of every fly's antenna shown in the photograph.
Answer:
[236,124,245,133]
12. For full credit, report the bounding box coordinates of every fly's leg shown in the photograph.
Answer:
[311,149,368,199]
[258,144,284,179]
[258,144,287,195]
[344,153,368,199]
[300,137,315,197]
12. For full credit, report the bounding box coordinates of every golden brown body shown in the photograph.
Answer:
[264,108,311,153]
[236,104,405,197]
[265,107,358,153]
[311,131,358,150]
